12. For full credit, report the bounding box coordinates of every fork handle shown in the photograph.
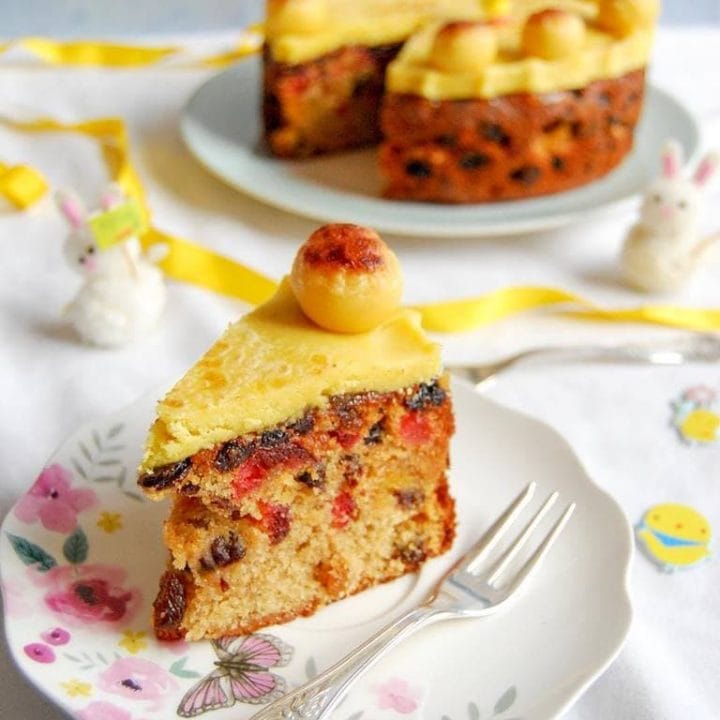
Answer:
[507,340,712,368]
[250,606,441,720]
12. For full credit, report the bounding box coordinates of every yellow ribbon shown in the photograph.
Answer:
[414,287,720,333]
[2,112,720,332]
[142,226,277,306]
[0,115,275,306]
[0,30,261,69]
[0,161,48,208]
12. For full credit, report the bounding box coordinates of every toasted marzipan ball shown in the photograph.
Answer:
[596,0,659,37]
[431,21,498,73]
[266,0,328,36]
[521,9,587,60]
[290,224,403,334]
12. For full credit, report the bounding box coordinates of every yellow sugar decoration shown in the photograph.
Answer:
[61,679,93,698]
[96,511,123,534]
[118,630,149,655]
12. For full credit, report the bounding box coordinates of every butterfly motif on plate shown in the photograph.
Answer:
[177,633,293,717]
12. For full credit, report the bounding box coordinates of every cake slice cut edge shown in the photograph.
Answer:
[138,279,440,479]
[151,375,455,640]
[140,376,453,517]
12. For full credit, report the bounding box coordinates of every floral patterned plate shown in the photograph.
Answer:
[1,379,633,720]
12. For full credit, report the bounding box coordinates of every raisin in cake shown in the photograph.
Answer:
[138,224,455,640]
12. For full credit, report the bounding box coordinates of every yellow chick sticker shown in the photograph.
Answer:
[671,385,719,445]
[636,504,712,572]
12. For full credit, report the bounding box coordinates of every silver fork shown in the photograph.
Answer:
[448,333,720,388]
[250,482,575,720]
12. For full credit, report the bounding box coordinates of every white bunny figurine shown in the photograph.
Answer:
[620,140,719,293]
[57,185,167,347]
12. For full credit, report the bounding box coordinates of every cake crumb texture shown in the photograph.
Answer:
[152,378,455,640]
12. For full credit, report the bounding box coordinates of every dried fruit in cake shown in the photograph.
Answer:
[138,223,456,640]
[380,4,656,202]
[262,42,401,158]
[380,69,646,203]
[154,391,454,640]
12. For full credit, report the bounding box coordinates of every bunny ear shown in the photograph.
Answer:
[99,182,125,210]
[55,190,86,229]
[693,151,720,187]
[661,139,683,179]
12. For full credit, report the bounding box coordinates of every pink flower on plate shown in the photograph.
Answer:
[41,627,71,646]
[14,464,97,533]
[98,657,178,712]
[376,677,420,714]
[23,642,55,664]
[77,700,133,720]
[33,563,141,626]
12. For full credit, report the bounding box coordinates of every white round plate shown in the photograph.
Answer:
[180,56,700,237]
[1,379,632,720]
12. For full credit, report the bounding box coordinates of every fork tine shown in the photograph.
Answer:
[461,481,537,574]
[486,490,559,586]
[505,501,576,596]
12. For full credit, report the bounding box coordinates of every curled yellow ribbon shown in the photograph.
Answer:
[414,287,720,333]
[0,115,276,306]
[0,30,262,69]
[15,38,178,67]
[143,226,277,306]
[2,112,719,332]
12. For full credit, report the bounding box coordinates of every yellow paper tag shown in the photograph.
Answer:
[88,199,146,250]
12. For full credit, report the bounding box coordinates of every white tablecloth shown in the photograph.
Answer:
[0,28,718,719]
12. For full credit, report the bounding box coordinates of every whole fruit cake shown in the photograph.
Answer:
[263,0,659,202]
[138,224,455,640]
